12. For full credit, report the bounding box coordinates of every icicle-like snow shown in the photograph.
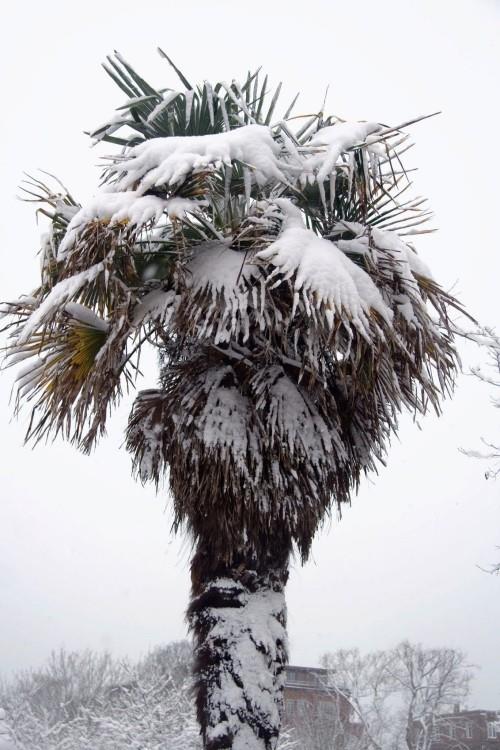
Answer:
[132,289,179,327]
[184,240,263,344]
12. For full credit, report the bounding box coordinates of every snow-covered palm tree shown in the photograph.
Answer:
[2,51,466,749]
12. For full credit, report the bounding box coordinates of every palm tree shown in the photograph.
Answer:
[2,50,466,749]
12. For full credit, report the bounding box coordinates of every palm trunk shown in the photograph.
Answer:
[188,543,290,750]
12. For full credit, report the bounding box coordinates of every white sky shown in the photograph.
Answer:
[1,0,499,710]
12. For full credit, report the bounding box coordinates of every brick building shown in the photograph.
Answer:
[425,708,500,750]
[283,665,352,744]
[283,670,500,750]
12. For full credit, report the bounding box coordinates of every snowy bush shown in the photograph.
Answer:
[0,643,200,750]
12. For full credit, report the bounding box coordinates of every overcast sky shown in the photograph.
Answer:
[1,0,499,710]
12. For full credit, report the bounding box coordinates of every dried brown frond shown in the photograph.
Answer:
[6,301,136,449]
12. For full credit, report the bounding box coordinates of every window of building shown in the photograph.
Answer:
[436,722,452,739]
[318,700,335,718]
[465,723,472,739]
[286,700,297,715]
[487,722,496,739]
[297,700,309,715]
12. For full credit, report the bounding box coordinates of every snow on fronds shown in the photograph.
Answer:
[16,263,105,343]
[127,362,357,562]
[182,240,264,344]
[189,572,287,750]
[176,366,258,486]
[64,302,109,330]
[126,390,166,483]
[332,221,435,326]
[0,295,37,318]
[257,366,347,468]
[110,125,286,194]
[257,200,392,338]
[371,225,432,281]
[333,221,432,280]
[132,288,179,327]
[197,369,251,460]
[190,368,341,487]
[132,367,255,482]
[90,108,133,144]
[57,191,203,258]
[146,89,182,122]
[165,196,208,219]
[302,121,382,183]
[53,200,80,222]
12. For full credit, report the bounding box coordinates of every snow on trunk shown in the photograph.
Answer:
[189,547,289,750]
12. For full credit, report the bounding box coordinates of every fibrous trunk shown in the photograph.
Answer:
[188,543,289,749]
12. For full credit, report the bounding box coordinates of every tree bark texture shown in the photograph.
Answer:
[188,543,289,749]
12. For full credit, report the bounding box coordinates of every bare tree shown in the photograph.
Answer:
[461,327,500,479]
[0,643,200,750]
[321,648,399,750]
[322,642,474,750]
[0,709,15,750]
[0,649,126,727]
[390,642,473,750]
[461,326,500,573]
[276,728,300,750]
[283,686,369,750]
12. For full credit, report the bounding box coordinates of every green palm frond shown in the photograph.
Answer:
[91,51,293,146]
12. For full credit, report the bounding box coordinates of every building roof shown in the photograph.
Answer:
[285,665,333,693]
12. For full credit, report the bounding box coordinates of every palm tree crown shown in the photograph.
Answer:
[2,51,466,750]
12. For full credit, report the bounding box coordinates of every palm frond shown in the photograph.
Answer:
[4,52,470,560]
[6,301,139,449]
